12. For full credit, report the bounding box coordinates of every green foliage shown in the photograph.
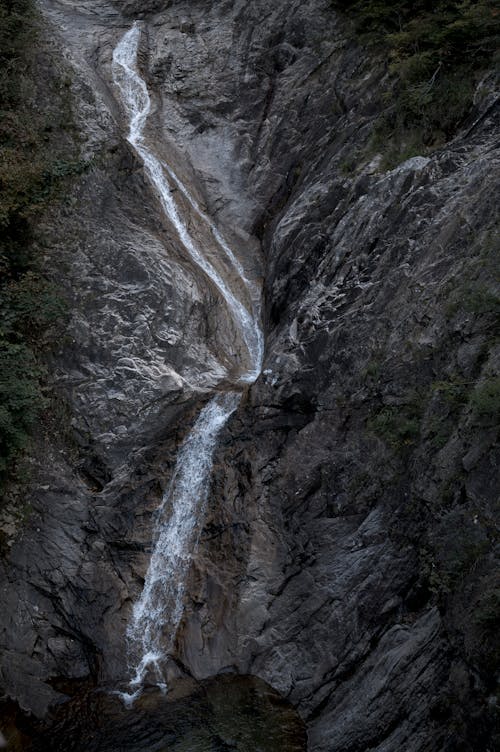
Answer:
[426,378,467,449]
[0,0,37,107]
[470,376,500,420]
[0,273,66,341]
[431,378,469,410]
[423,509,491,595]
[367,396,422,451]
[461,287,500,317]
[340,152,360,175]
[445,229,500,346]
[0,343,47,476]
[474,584,500,629]
[333,1,500,165]
[446,280,500,322]
[362,358,382,381]
[426,421,451,451]
[0,0,78,488]
[334,1,499,67]
[426,371,499,449]
[447,283,500,321]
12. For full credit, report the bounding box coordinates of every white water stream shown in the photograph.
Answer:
[112,23,263,702]
[112,22,263,384]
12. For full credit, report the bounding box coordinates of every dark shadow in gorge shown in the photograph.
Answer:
[11,675,306,752]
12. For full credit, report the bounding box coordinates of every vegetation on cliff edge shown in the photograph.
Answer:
[0,0,83,487]
[333,0,500,165]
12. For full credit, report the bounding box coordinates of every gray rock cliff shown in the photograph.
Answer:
[0,1,498,749]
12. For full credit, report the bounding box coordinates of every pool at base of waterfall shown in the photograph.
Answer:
[23,675,306,751]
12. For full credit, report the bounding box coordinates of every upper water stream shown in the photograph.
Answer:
[112,21,263,384]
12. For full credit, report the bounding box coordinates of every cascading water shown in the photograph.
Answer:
[112,21,263,384]
[111,23,263,703]
[123,392,240,704]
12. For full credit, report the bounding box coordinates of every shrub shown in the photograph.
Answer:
[333,1,500,164]
[0,273,67,340]
[431,379,469,410]
[0,0,76,488]
[367,398,421,450]
[425,378,470,449]
[362,358,382,381]
[425,508,491,594]
[0,0,37,107]
[470,377,500,420]
[0,343,47,476]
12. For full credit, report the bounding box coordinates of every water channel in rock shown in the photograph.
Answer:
[111,21,264,703]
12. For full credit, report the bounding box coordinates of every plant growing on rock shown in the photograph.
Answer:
[0,0,78,489]
[469,376,500,421]
[367,396,422,451]
[333,0,500,164]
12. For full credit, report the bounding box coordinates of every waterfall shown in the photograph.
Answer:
[111,23,262,702]
[112,22,263,384]
[122,392,240,704]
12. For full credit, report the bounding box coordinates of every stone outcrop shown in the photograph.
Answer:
[0,1,498,749]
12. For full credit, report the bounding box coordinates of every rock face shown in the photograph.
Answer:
[0,1,498,750]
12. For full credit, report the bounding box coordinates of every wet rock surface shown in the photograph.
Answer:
[1,1,499,750]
